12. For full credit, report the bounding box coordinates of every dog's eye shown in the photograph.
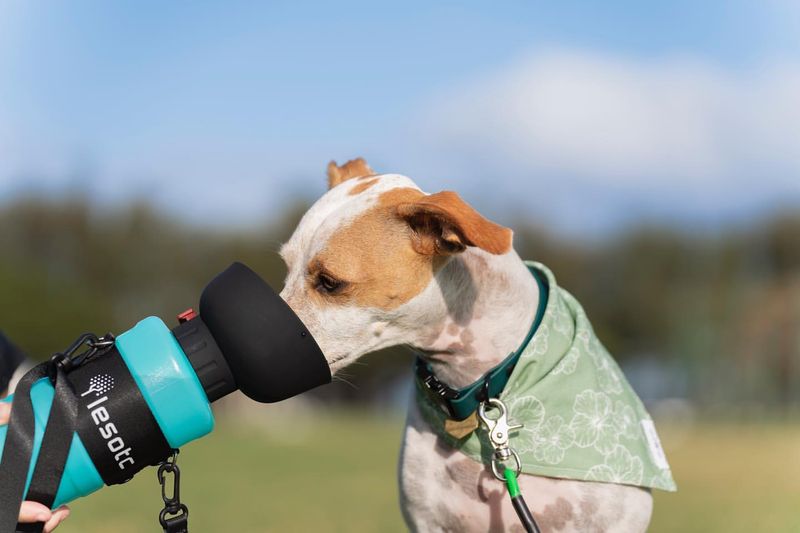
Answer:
[316,272,346,294]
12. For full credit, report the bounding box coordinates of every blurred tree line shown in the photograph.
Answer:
[0,195,798,411]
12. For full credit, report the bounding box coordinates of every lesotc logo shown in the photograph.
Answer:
[80,374,115,397]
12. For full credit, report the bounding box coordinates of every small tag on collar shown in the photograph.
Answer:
[444,411,480,439]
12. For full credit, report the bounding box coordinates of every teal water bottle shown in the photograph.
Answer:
[0,263,330,510]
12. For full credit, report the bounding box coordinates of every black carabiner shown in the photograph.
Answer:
[157,450,188,533]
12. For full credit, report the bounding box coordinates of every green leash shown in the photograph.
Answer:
[503,468,540,533]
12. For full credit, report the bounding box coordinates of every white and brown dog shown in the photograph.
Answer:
[279,159,655,532]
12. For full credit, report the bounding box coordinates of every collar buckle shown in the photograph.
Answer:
[422,373,457,399]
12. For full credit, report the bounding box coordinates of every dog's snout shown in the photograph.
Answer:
[280,284,313,328]
[280,289,299,312]
[279,280,299,304]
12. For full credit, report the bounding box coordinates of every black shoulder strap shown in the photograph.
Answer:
[0,362,49,533]
[18,365,80,532]
[0,363,81,533]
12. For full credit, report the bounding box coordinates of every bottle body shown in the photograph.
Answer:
[0,317,215,507]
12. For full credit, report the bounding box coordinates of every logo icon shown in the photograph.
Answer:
[80,374,115,397]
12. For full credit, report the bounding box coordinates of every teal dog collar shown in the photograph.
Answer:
[414,266,549,421]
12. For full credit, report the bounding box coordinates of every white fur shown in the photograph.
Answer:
[280,174,653,532]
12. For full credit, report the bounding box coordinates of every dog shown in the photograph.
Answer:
[279,158,674,532]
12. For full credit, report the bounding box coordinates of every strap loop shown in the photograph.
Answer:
[160,505,189,533]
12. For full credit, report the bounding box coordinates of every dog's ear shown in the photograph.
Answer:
[327,158,375,189]
[396,191,512,256]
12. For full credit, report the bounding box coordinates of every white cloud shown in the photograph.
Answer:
[421,49,800,201]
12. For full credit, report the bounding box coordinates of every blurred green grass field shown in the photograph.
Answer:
[60,414,800,532]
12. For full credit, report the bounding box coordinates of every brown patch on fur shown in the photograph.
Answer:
[476,469,508,529]
[348,177,379,195]
[378,187,427,209]
[447,323,460,335]
[396,191,513,255]
[538,498,575,532]
[309,187,432,310]
[327,158,375,189]
[308,186,512,311]
[575,490,602,531]
[445,459,482,501]
[573,483,629,533]
[434,503,469,532]
[446,342,465,352]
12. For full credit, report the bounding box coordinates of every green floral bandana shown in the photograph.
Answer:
[417,261,677,492]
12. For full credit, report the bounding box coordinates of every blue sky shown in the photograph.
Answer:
[1,1,798,236]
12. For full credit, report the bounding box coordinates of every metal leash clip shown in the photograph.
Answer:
[477,398,524,481]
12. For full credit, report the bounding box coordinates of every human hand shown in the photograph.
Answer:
[0,402,71,532]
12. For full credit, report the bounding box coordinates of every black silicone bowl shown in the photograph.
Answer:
[199,262,331,403]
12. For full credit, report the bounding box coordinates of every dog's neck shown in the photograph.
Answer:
[410,249,539,389]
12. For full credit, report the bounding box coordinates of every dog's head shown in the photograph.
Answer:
[279,158,513,373]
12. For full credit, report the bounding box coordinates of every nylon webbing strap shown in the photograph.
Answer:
[16,365,79,533]
[26,366,78,506]
[0,362,49,533]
